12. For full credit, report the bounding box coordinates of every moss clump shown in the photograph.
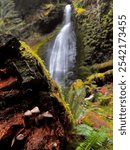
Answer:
[91,60,113,73]
[75,7,86,14]
[32,33,54,53]
[83,111,109,128]
[41,4,54,17]
[86,70,113,86]
[73,79,84,90]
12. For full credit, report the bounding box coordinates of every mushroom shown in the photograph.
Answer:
[31,106,40,114]
[16,134,24,141]
[24,110,32,117]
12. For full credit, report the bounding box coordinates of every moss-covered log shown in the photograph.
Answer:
[0,35,73,150]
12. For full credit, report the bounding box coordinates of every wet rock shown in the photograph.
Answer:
[14,0,66,18]
[36,6,64,34]
[0,90,21,109]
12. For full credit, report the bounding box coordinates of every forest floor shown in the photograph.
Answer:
[83,83,113,138]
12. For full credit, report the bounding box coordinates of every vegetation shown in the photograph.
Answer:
[75,124,111,150]
[91,60,113,73]
[65,73,113,149]
[74,0,113,79]
[75,8,86,14]
[65,80,87,121]
[0,0,113,149]
[23,0,113,148]
[0,0,25,36]
[86,70,113,86]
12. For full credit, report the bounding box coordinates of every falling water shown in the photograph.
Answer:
[49,4,76,86]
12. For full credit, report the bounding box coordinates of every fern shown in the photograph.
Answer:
[66,84,87,121]
[75,124,111,150]
[75,124,93,137]
[0,0,25,36]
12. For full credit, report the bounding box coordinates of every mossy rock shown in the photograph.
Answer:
[86,70,113,86]
[91,60,113,73]
[83,111,110,128]
[73,0,113,79]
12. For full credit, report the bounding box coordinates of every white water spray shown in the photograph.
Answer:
[49,4,76,86]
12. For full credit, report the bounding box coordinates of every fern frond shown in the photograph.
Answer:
[75,124,110,150]
[0,0,25,36]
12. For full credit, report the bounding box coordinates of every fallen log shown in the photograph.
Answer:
[0,35,73,150]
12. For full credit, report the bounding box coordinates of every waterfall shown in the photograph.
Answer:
[49,4,76,86]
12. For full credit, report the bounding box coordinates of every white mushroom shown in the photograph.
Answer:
[24,110,32,116]
[53,142,57,147]
[16,134,24,141]
[31,106,40,114]
[42,111,53,118]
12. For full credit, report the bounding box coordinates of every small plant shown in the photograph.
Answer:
[100,96,111,106]
[74,124,111,150]
[66,80,87,121]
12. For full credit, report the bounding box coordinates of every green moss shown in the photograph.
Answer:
[32,34,54,53]
[75,7,86,14]
[72,0,85,8]
[73,79,84,90]
[20,41,52,83]
[42,4,54,16]
[86,70,113,86]
[51,92,74,125]
[32,24,61,54]
[91,60,113,73]
[73,1,113,79]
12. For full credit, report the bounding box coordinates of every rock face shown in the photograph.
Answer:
[0,35,73,150]
[14,0,67,17]
[73,0,113,79]
[19,4,65,39]
[36,6,64,34]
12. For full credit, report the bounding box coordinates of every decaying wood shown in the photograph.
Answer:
[0,35,72,150]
